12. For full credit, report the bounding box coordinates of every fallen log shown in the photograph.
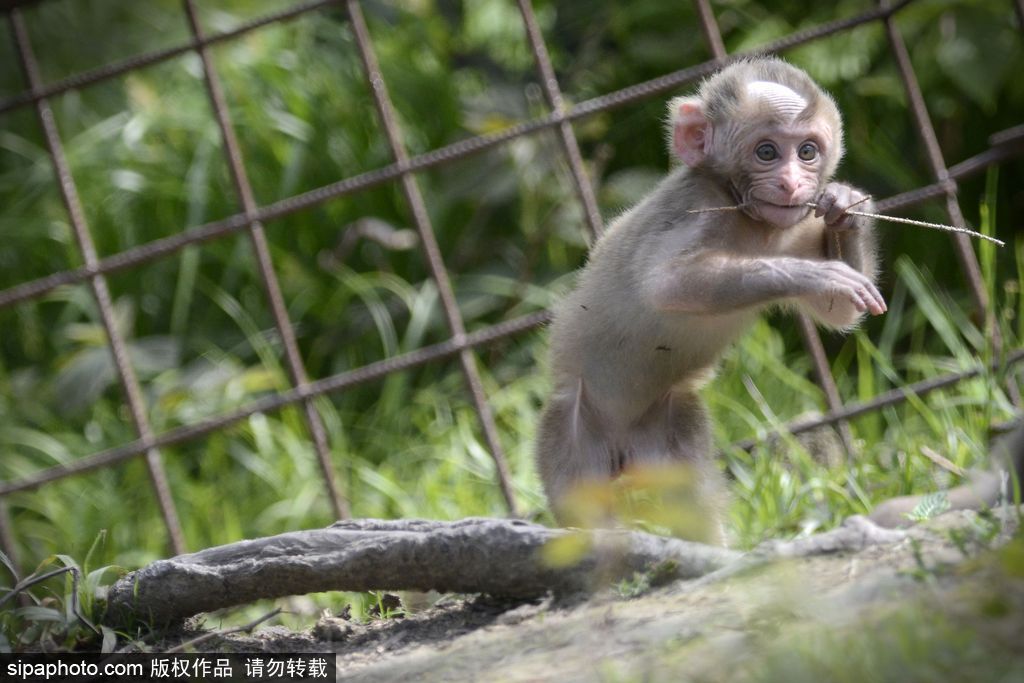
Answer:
[105,518,740,626]
[105,515,917,627]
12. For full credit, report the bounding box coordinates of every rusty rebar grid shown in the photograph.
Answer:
[882,3,987,313]
[882,0,1021,407]
[692,0,727,63]
[0,0,1019,544]
[515,0,603,242]
[0,2,920,312]
[0,0,910,122]
[3,128,1021,498]
[4,118,1018,314]
[0,0,340,116]
[343,0,519,515]
[181,0,349,520]
[0,149,1020,501]
[3,301,1017,497]
[8,9,186,555]
[795,314,856,456]
[733,348,1024,452]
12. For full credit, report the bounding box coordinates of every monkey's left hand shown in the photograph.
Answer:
[814,182,870,232]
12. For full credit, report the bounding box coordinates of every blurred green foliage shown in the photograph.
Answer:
[0,0,1022,588]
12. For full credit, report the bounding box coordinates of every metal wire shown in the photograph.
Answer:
[733,349,1024,452]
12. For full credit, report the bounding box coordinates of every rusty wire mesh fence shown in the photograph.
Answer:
[1,0,1022,569]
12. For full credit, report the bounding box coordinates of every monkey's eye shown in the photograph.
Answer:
[755,143,779,162]
[798,142,818,161]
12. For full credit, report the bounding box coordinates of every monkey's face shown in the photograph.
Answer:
[670,68,845,228]
[732,122,833,229]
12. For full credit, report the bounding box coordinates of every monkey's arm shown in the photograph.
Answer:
[825,214,876,276]
[804,183,880,328]
[647,250,886,318]
[817,183,878,277]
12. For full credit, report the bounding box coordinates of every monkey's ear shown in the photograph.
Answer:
[668,96,712,167]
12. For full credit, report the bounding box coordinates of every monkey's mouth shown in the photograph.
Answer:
[761,200,805,208]
[748,199,811,228]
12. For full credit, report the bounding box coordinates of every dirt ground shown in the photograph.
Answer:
[154,509,1024,682]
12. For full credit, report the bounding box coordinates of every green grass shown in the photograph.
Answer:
[0,532,123,653]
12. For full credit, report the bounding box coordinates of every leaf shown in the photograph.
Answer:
[906,492,950,522]
[52,347,116,417]
[82,531,106,578]
[128,337,182,376]
[13,606,65,623]
[100,625,117,654]
[0,549,18,582]
[934,9,1019,112]
[55,554,81,573]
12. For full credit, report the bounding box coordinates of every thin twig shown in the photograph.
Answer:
[805,202,1004,246]
[845,194,874,211]
[686,204,747,214]
[685,202,1004,246]
[919,445,967,477]
[164,607,283,653]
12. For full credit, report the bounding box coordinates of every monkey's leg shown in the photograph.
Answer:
[535,379,616,522]
[626,392,729,545]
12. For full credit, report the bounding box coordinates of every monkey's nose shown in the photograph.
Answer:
[777,185,800,205]
[778,163,803,200]
[777,178,798,198]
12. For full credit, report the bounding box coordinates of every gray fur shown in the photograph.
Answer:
[536,58,882,544]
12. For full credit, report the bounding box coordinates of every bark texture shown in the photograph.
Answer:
[106,518,743,626]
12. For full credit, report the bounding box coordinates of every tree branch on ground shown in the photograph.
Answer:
[105,516,918,627]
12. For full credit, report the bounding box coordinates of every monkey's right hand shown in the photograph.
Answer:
[815,182,871,232]
[800,259,886,316]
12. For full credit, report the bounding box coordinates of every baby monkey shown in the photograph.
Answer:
[536,57,885,542]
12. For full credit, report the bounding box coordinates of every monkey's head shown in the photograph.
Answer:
[668,57,844,228]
